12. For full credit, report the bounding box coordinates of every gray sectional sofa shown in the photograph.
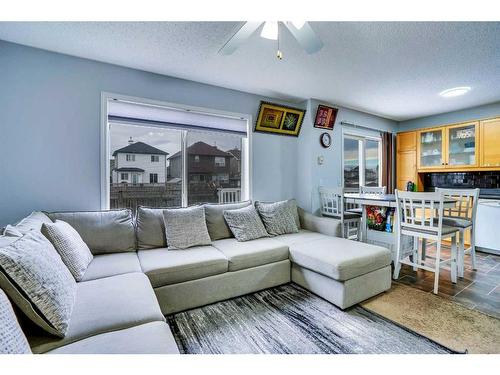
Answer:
[0,202,392,354]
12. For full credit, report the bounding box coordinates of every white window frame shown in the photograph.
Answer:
[100,92,252,209]
[126,154,135,162]
[149,173,158,183]
[151,155,159,162]
[341,128,382,190]
[120,173,129,180]
[214,156,226,167]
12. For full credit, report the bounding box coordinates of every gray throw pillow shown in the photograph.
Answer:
[136,206,168,249]
[163,206,212,250]
[42,220,94,281]
[204,201,252,240]
[255,200,299,236]
[223,205,269,242]
[0,289,31,354]
[0,231,77,337]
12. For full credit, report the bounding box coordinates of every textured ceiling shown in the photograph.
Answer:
[0,22,499,121]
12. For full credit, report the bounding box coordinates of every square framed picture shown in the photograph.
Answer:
[255,102,305,137]
[314,104,338,130]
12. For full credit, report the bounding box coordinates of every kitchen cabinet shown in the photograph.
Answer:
[417,127,446,169]
[445,121,479,168]
[480,118,500,167]
[396,131,418,191]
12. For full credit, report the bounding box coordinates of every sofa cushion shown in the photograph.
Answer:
[138,246,228,287]
[48,210,136,254]
[80,252,142,282]
[204,201,252,240]
[212,237,289,271]
[41,220,94,281]
[255,200,299,236]
[0,231,76,337]
[223,205,269,242]
[288,237,392,281]
[15,211,52,234]
[275,229,329,246]
[27,272,165,353]
[163,206,212,250]
[135,206,167,250]
[0,289,31,354]
[47,321,179,354]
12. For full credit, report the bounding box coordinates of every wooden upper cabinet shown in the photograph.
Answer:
[417,127,446,169]
[480,118,500,167]
[397,131,416,152]
[445,121,479,168]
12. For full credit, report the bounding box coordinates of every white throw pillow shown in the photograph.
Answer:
[163,206,212,250]
[0,289,31,354]
[42,220,94,281]
[0,231,77,337]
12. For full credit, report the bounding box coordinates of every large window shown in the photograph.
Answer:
[343,133,381,189]
[105,97,249,212]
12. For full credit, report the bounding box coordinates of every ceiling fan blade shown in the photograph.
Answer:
[284,22,324,54]
[219,21,263,55]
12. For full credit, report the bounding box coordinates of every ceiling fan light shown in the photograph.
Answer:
[261,21,278,40]
[291,21,306,29]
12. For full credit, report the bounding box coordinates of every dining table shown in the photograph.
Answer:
[344,193,457,263]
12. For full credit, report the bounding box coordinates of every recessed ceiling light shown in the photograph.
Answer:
[439,87,471,98]
[261,22,278,40]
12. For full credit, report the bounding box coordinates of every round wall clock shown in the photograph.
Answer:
[320,132,332,148]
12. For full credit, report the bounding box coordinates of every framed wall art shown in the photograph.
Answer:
[314,104,338,130]
[255,101,306,137]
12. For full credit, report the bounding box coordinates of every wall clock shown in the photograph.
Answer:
[320,132,332,148]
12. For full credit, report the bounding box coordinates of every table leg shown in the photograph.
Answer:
[361,205,367,242]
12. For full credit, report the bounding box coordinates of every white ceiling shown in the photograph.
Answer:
[0,22,499,121]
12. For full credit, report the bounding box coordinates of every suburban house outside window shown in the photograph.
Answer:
[343,132,381,189]
[106,98,249,212]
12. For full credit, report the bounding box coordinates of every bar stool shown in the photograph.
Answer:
[435,188,480,277]
[393,190,459,294]
[319,186,361,240]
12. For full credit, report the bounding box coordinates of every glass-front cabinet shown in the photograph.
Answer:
[418,128,445,169]
[417,122,479,170]
[446,122,479,168]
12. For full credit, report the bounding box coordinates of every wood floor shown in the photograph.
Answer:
[394,242,500,319]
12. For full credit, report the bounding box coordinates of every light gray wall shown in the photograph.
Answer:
[398,101,500,131]
[296,99,398,213]
[0,40,301,226]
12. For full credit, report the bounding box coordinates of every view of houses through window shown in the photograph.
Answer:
[343,133,381,189]
[109,122,244,211]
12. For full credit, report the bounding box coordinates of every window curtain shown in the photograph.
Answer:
[381,132,395,193]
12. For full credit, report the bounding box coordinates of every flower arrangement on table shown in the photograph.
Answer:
[365,206,394,232]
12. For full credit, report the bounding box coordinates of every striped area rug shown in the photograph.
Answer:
[167,284,455,354]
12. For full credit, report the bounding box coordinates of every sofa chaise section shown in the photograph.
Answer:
[27,272,169,353]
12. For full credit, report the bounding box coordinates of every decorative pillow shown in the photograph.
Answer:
[0,289,31,354]
[15,211,52,234]
[204,201,252,240]
[2,225,23,238]
[42,220,94,281]
[255,200,299,236]
[223,205,269,242]
[135,206,168,250]
[0,231,76,337]
[162,206,212,250]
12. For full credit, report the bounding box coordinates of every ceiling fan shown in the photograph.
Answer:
[218,21,323,60]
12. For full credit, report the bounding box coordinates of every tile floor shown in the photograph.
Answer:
[395,242,500,319]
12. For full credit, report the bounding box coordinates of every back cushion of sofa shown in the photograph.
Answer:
[135,206,167,250]
[204,201,252,240]
[48,210,135,254]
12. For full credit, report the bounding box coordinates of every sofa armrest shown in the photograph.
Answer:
[298,207,341,237]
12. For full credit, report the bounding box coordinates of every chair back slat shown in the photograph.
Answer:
[395,190,445,237]
[360,186,386,195]
[319,186,344,218]
[436,188,479,221]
